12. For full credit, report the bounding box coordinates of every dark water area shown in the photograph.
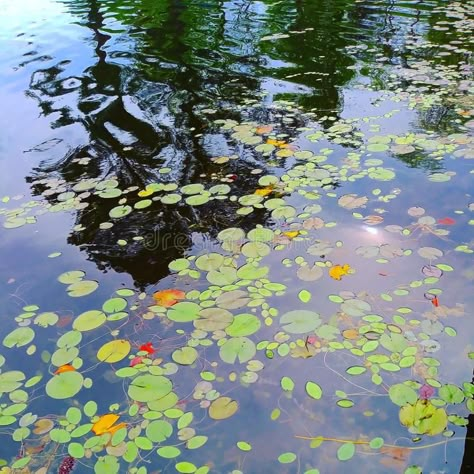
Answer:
[0,0,473,473]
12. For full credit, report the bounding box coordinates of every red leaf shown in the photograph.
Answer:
[437,217,455,225]
[139,342,155,354]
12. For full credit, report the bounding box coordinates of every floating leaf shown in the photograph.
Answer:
[281,376,295,392]
[280,310,321,334]
[195,308,233,331]
[418,247,443,259]
[338,194,368,209]
[67,280,98,297]
[92,414,124,435]
[209,397,238,420]
[97,340,131,363]
[128,375,172,402]
[175,462,197,473]
[219,337,256,364]
[54,364,76,375]
[297,264,323,281]
[305,381,322,400]
[109,205,132,219]
[389,384,418,407]
[45,371,84,399]
[73,310,106,332]
[225,314,261,337]
[278,452,297,464]
[146,420,173,442]
[153,289,185,307]
[3,327,35,348]
[337,442,355,461]
[298,290,312,303]
[172,347,198,365]
[329,264,351,280]
[399,400,447,435]
[168,302,201,322]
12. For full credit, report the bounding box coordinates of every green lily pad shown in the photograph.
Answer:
[128,375,172,402]
[3,327,35,348]
[225,314,261,337]
[109,205,132,219]
[219,337,256,363]
[172,347,198,365]
[67,280,98,297]
[73,310,106,332]
[146,420,173,442]
[45,371,84,400]
[280,310,321,334]
[168,302,201,322]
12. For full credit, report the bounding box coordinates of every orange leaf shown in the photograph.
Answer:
[92,414,120,435]
[54,364,76,375]
[254,187,273,197]
[256,125,273,135]
[153,289,185,307]
[329,264,352,281]
[342,329,359,340]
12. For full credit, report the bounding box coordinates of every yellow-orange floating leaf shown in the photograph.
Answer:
[92,414,120,435]
[153,289,186,307]
[329,264,352,281]
[54,364,76,375]
[254,187,273,197]
[282,231,299,239]
[138,189,153,197]
[266,138,286,147]
[342,329,359,340]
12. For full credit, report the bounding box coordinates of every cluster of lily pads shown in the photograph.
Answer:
[1,1,474,473]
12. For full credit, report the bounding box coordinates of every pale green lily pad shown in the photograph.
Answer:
[58,271,85,284]
[72,310,107,332]
[168,302,201,322]
[146,420,173,442]
[3,327,35,348]
[219,337,256,363]
[102,297,127,313]
[172,347,198,365]
[161,193,182,204]
[225,314,261,337]
[67,280,98,297]
[109,205,132,219]
[128,375,173,402]
[280,310,321,334]
[45,371,84,399]
[195,253,225,271]
[186,195,209,206]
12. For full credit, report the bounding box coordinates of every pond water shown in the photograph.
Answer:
[0,0,474,473]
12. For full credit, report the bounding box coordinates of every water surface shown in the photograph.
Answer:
[0,1,473,473]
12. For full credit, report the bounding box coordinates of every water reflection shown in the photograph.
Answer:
[16,0,471,287]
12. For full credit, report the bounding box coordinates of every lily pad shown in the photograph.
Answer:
[209,397,238,420]
[219,337,256,363]
[45,371,84,400]
[280,310,321,334]
[128,375,173,402]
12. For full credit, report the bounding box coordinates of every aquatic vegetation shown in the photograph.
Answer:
[0,0,473,473]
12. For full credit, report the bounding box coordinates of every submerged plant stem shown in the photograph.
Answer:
[294,435,474,451]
